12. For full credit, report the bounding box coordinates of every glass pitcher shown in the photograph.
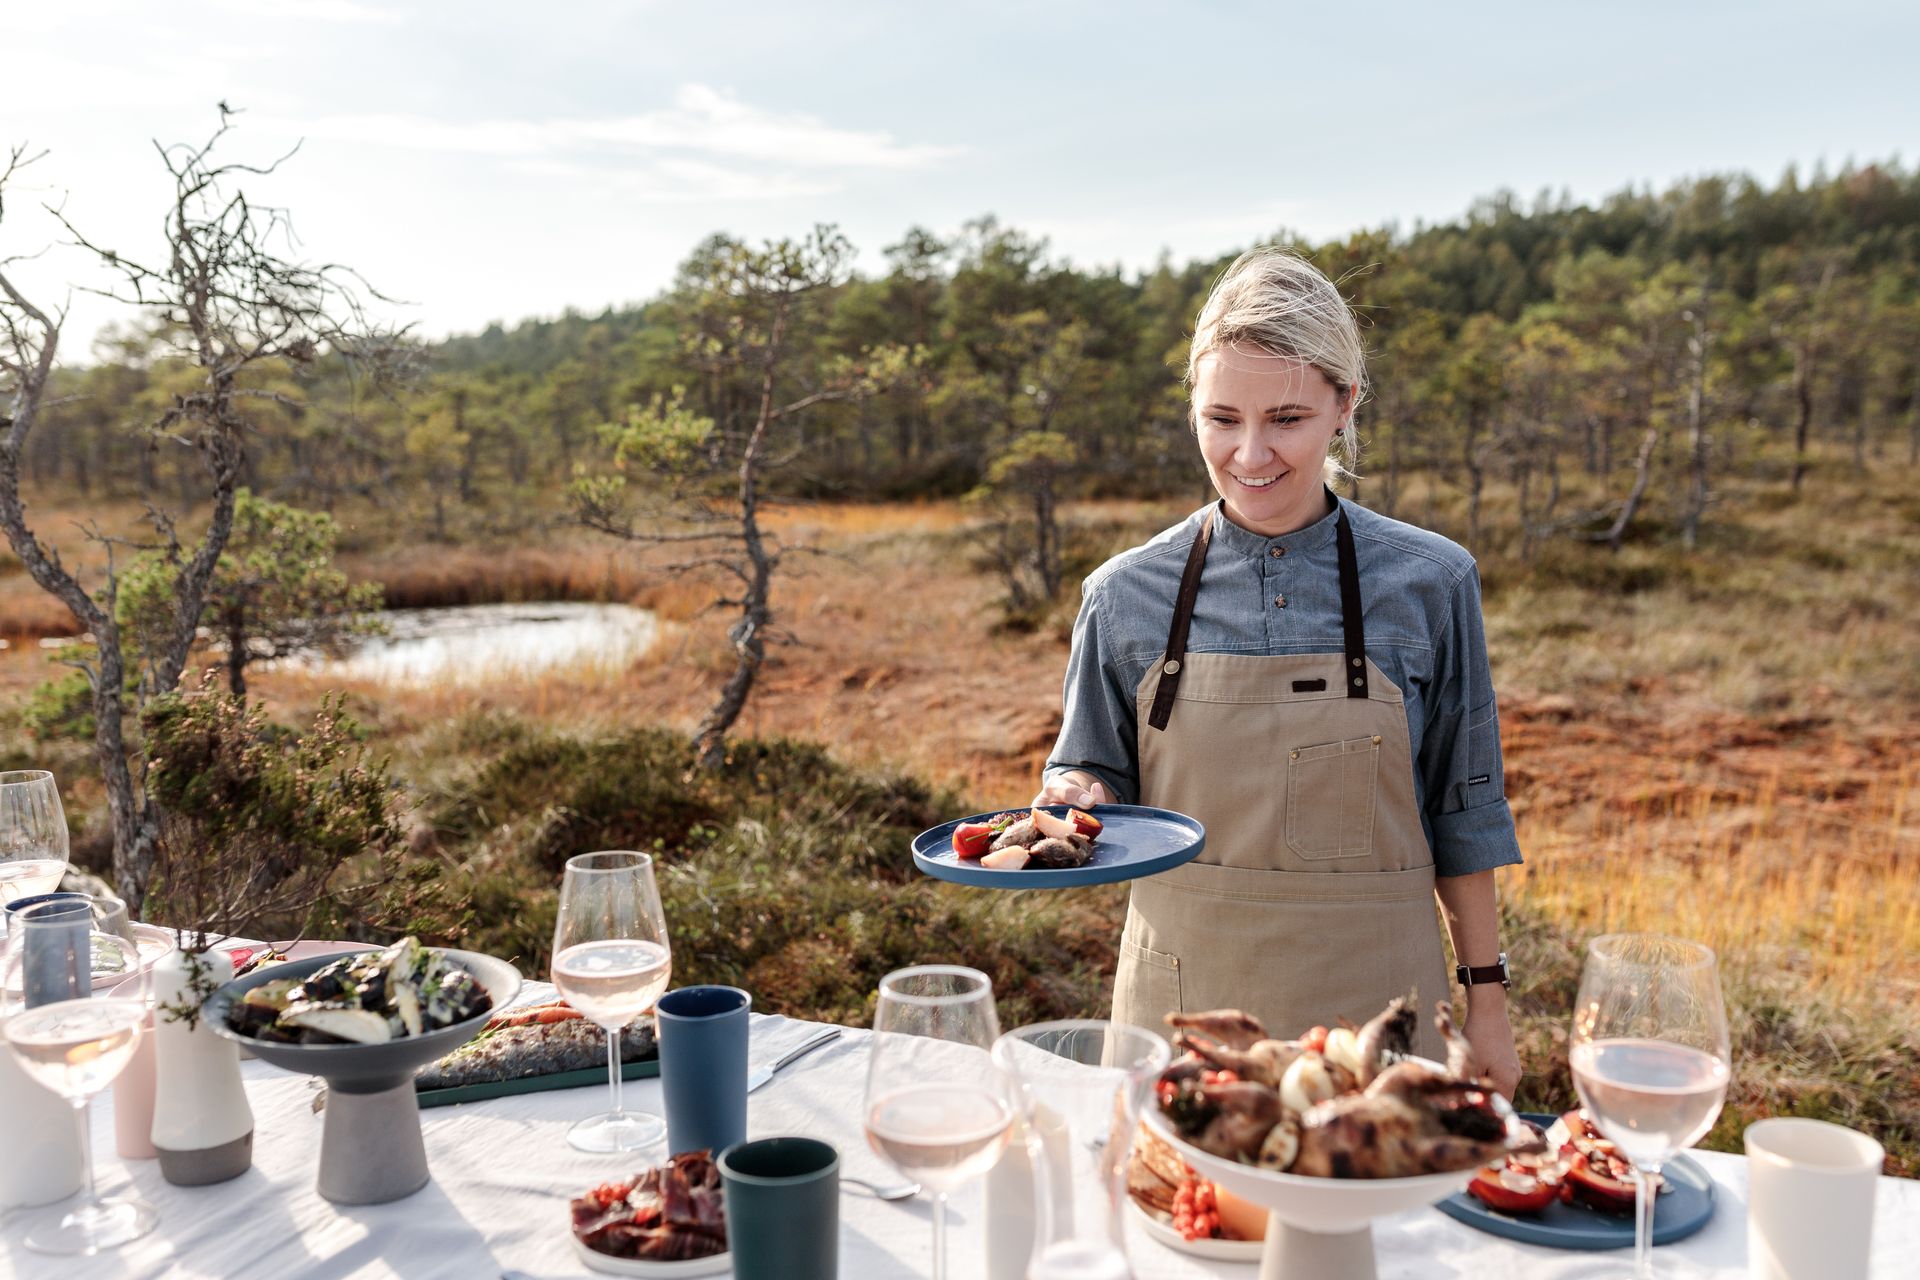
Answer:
[992,1020,1170,1279]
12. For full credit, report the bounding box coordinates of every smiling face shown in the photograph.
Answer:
[1192,344,1351,536]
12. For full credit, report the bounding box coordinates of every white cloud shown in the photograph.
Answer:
[208,0,403,23]
[251,85,960,172]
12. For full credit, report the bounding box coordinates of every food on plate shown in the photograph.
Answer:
[952,807,1100,870]
[225,945,292,979]
[572,1151,727,1262]
[415,998,656,1090]
[226,936,492,1045]
[1156,997,1542,1178]
[1127,1127,1266,1243]
[1465,1109,1667,1217]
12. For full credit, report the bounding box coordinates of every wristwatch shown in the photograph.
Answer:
[1455,952,1511,989]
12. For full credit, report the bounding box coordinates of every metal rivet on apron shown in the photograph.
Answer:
[1351,658,1362,668]
[1163,659,1180,675]
[1353,677,1363,687]
[1372,735,1382,745]
[1274,595,1286,608]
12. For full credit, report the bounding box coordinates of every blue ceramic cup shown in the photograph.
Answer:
[718,1136,838,1280]
[656,985,750,1157]
[2,891,87,924]
[9,896,93,1008]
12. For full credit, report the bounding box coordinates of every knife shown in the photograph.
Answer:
[746,1027,843,1093]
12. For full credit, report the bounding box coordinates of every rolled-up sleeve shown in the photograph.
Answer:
[1420,565,1524,877]
[1043,581,1141,805]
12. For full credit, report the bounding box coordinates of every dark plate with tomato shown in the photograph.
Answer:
[911,804,1205,888]
[1434,1113,1715,1250]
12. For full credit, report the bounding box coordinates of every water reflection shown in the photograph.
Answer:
[304,602,659,684]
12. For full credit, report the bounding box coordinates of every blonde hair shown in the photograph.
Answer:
[1187,247,1368,486]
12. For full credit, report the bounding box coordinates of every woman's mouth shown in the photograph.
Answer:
[1232,473,1280,489]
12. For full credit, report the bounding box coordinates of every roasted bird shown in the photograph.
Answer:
[1156,999,1540,1179]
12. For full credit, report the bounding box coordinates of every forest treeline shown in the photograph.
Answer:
[19,159,1920,557]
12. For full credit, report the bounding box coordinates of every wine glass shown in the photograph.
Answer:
[864,965,1013,1280]
[1,895,156,1254]
[1569,933,1730,1279]
[0,770,71,907]
[552,850,672,1153]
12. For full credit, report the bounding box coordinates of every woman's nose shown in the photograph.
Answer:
[1234,434,1275,468]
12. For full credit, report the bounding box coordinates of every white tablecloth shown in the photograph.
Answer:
[3,1012,1914,1278]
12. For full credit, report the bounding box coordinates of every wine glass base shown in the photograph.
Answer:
[25,1194,157,1255]
[567,1110,666,1154]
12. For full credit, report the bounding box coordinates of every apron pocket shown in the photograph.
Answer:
[1285,735,1380,861]
[1115,934,1183,1028]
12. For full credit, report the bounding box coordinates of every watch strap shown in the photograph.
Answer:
[1455,953,1511,988]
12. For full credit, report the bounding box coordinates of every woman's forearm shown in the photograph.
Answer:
[1434,870,1506,1009]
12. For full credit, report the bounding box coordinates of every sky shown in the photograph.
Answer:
[3,0,1916,354]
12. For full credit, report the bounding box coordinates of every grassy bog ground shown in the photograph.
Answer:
[1,466,1915,1171]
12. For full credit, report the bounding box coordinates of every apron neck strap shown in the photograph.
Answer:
[1147,492,1370,729]
[1146,507,1215,731]
[1332,492,1369,699]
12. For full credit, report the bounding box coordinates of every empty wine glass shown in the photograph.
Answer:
[0,770,70,908]
[864,965,1013,1280]
[552,850,672,1153]
[1570,933,1730,1279]
[2,895,156,1254]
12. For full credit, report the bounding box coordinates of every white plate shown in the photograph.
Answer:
[1129,1199,1264,1262]
[570,1234,730,1277]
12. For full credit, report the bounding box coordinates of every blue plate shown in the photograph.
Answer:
[1434,1114,1716,1250]
[912,804,1205,889]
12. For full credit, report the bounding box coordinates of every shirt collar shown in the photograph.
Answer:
[1205,491,1345,561]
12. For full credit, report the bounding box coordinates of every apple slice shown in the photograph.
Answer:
[1030,807,1081,841]
[1067,808,1102,838]
[980,847,1030,871]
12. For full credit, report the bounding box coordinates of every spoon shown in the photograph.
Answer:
[842,1174,921,1201]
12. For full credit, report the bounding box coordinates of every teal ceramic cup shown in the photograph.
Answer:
[718,1136,839,1280]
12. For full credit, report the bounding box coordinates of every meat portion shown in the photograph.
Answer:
[572,1151,727,1261]
[1289,1063,1539,1178]
[1026,835,1092,869]
[1165,1009,1269,1052]
[990,818,1041,851]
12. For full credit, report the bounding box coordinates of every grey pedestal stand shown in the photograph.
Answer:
[206,948,522,1206]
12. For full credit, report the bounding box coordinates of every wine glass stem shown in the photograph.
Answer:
[605,1026,624,1119]
[931,1190,948,1280]
[73,1098,99,1213]
[1631,1163,1656,1279]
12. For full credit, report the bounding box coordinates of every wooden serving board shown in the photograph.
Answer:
[415,1054,660,1109]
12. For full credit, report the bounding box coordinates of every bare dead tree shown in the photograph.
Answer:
[574,227,909,770]
[0,117,404,904]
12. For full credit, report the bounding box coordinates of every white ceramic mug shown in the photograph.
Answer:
[1745,1117,1883,1280]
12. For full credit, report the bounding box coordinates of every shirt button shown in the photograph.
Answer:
[1274,595,1287,608]
[1269,546,1286,558]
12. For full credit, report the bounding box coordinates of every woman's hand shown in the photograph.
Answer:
[1032,770,1111,809]
[1461,995,1523,1100]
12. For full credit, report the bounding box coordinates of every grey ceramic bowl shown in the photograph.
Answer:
[207,946,522,1204]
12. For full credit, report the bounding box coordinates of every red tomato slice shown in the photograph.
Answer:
[951,822,994,859]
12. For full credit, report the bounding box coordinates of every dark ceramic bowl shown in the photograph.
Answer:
[206,946,523,1203]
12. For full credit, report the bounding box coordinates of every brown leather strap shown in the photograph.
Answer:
[1333,493,1369,699]
[1146,508,1215,731]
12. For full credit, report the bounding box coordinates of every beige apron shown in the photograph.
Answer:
[1109,500,1449,1061]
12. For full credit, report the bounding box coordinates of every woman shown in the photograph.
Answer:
[1036,247,1523,1095]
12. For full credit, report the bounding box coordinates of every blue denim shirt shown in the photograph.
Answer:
[1043,497,1522,878]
